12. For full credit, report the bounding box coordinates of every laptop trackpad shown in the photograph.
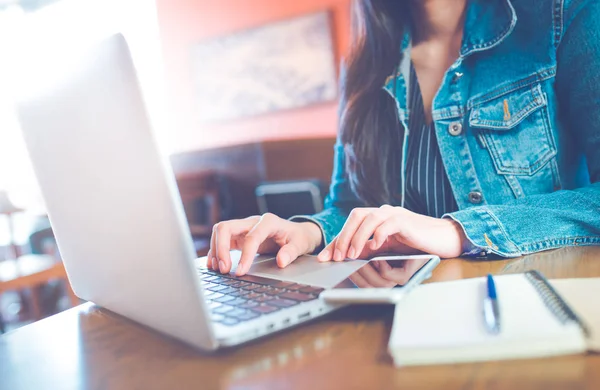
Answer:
[244,254,367,289]
[200,251,367,289]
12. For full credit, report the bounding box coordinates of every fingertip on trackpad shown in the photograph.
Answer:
[227,250,276,273]
[246,254,367,289]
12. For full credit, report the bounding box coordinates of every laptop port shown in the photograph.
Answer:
[298,312,311,320]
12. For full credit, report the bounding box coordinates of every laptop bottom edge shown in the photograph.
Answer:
[214,301,345,348]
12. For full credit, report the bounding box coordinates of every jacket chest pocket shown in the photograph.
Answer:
[469,83,557,176]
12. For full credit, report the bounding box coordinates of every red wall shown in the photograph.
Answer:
[155,0,351,152]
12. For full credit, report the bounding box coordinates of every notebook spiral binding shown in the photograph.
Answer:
[525,270,591,336]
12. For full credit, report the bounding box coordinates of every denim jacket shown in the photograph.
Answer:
[297,0,600,257]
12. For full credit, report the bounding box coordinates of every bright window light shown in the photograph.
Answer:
[0,0,168,244]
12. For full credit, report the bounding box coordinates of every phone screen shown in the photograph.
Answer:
[332,257,434,289]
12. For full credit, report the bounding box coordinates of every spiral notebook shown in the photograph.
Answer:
[389,271,599,367]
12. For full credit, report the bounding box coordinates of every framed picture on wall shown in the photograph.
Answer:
[191,11,337,123]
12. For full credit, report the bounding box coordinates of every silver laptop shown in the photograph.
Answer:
[15,34,439,350]
[12,33,365,350]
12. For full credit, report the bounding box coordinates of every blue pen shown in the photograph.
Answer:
[483,274,501,334]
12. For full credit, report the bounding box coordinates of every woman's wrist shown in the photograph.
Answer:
[443,217,486,257]
[300,222,325,254]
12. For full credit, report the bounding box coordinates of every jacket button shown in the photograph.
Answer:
[449,122,463,136]
[452,72,464,83]
[468,191,483,204]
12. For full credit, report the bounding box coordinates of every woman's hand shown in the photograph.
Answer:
[207,213,323,276]
[317,205,466,262]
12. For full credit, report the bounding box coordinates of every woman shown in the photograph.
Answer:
[207,0,600,281]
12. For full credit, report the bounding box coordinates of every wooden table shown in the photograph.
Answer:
[1,246,599,390]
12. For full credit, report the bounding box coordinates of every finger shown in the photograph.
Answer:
[349,270,372,288]
[371,216,406,250]
[327,239,346,262]
[359,264,396,288]
[276,242,302,268]
[208,224,218,270]
[318,238,336,262]
[237,213,280,276]
[348,209,390,259]
[215,218,257,274]
[206,250,212,269]
[334,208,373,261]
[356,239,381,259]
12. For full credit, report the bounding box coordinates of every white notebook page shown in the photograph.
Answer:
[389,274,587,365]
[553,278,600,351]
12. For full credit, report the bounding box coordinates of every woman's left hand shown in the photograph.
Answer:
[317,205,467,262]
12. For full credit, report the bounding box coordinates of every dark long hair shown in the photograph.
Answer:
[340,0,407,206]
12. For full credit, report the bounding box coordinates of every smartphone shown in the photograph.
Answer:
[319,255,440,304]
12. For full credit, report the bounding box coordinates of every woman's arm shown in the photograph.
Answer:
[445,0,600,256]
[300,1,600,259]
[290,141,364,246]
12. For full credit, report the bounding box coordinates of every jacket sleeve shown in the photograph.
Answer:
[444,0,600,257]
[290,141,364,246]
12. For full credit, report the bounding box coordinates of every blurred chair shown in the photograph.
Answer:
[0,191,23,260]
[175,171,223,256]
[0,254,79,333]
[0,193,77,333]
[255,180,325,219]
[29,225,59,257]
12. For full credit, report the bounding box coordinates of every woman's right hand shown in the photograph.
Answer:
[207,213,324,276]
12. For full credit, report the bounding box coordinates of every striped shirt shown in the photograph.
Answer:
[404,64,458,218]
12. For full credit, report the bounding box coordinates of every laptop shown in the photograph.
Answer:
[14,34,437,350]
[11,33,362,350]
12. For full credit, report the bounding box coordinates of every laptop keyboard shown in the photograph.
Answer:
[197,268,324,326]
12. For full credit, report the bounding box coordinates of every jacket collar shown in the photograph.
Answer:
[400,0,517,56]
[385,0,517,112]
[460,0,517,57]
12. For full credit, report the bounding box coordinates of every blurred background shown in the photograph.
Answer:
[0,0,350,330]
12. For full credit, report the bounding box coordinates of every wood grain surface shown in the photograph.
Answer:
[1,246,599,390]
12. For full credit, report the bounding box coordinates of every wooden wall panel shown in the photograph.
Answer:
[261,138,336,183]
[169,138,336,221]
